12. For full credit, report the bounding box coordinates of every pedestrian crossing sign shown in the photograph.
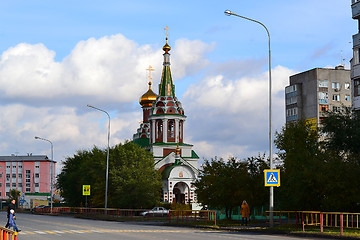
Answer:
[264,169,280,187]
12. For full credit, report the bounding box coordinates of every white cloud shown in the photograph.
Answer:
[0,34,296,174]
[182,65,296,160]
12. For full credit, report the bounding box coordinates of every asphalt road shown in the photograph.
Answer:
[1,212,334,240]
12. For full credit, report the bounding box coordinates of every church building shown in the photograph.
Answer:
[133,32,199,206]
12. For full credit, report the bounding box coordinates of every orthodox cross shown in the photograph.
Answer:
[164,26,170,37]
[146,65,155,86]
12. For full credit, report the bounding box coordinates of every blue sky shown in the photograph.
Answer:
[0,0,356,173]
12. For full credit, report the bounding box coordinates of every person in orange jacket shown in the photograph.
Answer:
[240,200,250,225]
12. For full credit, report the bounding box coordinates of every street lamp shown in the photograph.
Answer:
[87,104,110,212]
[34,136,54,214]
[224,10,274,226]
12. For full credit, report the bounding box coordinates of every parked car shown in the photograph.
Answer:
[140,207,169,217]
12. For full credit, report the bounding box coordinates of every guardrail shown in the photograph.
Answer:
[266,211,360,236]
[0,226,18,240]
[33,207,217,226]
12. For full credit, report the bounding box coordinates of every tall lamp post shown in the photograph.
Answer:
[87,104,110,212]
[34,136,54,214]
[224,10,274,226]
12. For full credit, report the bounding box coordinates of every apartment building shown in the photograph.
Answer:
[0,154,55,199]
[285,67,351,127]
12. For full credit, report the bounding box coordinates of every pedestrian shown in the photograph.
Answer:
[8,209,20,232]
[240,200,250,226]
[5,199,16,228]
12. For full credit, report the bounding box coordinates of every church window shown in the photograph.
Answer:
[168,120,175,139]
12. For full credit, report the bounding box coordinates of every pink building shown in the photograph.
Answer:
[0,154,55,199]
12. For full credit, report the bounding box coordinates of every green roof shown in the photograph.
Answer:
[132,138,150,148]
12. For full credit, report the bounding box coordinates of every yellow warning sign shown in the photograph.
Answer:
[83,185,90,196]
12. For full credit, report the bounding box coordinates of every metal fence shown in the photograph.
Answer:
[0,226,18,240]
[266,211,360,236]
[33,207,217,226]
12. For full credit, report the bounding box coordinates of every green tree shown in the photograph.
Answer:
[9,189,20,205]
[57,141,162,208]
[321,108,360,155]
[108,142,162,208]
[194,156,268,219]
[275,120,326,210]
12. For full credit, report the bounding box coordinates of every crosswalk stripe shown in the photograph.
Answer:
[17,229,200,235]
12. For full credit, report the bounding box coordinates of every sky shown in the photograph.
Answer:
[0,0,356,174]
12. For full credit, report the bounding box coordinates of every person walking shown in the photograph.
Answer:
[240,200,250,226]
[5,199,16,228]
[8,209,20,232]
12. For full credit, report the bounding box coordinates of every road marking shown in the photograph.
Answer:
[18,229,210,235]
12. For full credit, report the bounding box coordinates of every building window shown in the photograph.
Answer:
[6,166,10,169]
[25,188,30,192]
[355,80,360,97]
[319,92,329,104]
[35,173,39,178]
[6,192,9,197]
[286,84,297,93]
[332,82,340,89]
[6,174,10,178]
[35,166,39,169]
[18,174,22,178]
[0,183,2,187]
[26,179,30,183]
[168,120,175,138]
[26,183,30,187]
[0,173,2,178]
[345,83,350,89]
[332,94,340,101]
[12,183,16,188]
[35,183,39,187]
[319,105,329,112]
[319,80,328,88]
[6,183,10,187]
[345,95,351,101]
[12,174,16,178]
[12,166,16,169]
[18,183,22,187]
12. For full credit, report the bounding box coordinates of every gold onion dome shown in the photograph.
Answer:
[163,38,171,53]
[140,82,157,107]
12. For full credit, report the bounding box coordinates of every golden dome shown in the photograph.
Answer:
[163,38,171,53]
[140,83,157,107]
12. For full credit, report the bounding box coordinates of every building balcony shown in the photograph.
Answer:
[354,33,360,48]
[351,64,360,79]
[352,0,360,19]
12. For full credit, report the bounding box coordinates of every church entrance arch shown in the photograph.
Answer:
[173,182,189,204]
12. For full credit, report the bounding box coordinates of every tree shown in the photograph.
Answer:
[9,189,20,205]
[321,108,360,156]
[108,142,162,208]
[57,141,162,208]
[194,156,268,219]
[275,120,326,210]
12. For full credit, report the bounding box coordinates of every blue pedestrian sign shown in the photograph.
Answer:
[264,169,280,187]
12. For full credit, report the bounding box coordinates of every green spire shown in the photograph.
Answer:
[158,37,175,97]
